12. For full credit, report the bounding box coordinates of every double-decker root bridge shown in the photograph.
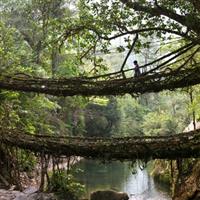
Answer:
[1,57,200,160]
[1,129,200,160]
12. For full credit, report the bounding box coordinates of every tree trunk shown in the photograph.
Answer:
[173,161,200,200]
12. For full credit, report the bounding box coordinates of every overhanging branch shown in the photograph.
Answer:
[119,0,200,35]
[95,27,192,42]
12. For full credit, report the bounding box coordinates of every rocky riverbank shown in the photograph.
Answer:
[0,157,83,200]
[0,187,57,200]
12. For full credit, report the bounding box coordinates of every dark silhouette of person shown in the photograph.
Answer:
[133,60,141,77]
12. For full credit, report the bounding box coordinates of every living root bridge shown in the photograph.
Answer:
[1,66,200,96]
[1,129,200,160]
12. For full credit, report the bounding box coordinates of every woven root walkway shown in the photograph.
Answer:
[0,66,200,96]
[1,129,200,160]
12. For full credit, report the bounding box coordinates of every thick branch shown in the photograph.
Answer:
[120,0,200,35]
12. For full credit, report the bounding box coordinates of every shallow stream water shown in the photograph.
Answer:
[74,160,171,200]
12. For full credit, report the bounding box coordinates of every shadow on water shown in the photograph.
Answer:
[73,159,171,200]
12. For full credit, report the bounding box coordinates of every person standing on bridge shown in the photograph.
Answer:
[133,60,141,77]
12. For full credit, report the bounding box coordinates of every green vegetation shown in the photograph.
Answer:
[0,0,200,199]
[48,170,85,200]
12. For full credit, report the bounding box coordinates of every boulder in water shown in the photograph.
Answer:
[90,190,129,200]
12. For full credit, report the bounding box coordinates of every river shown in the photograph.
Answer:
[73,160,171,200]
